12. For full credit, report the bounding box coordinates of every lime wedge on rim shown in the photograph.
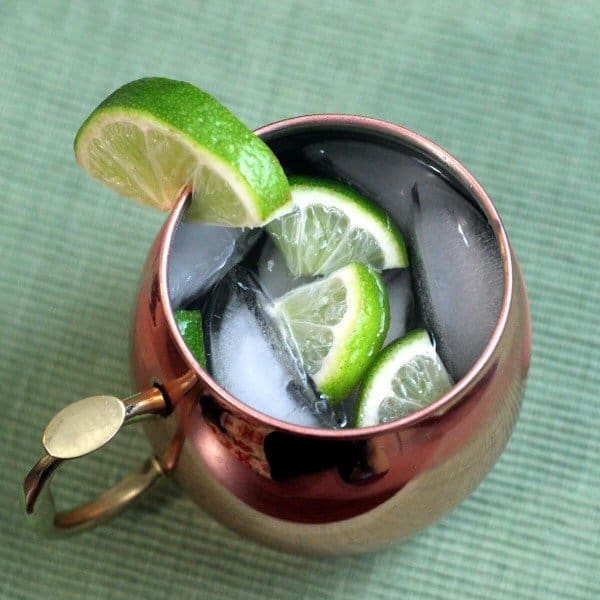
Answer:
[74,77,290,227]
[266,176,408,276]
[272,262,389,403]
[354,329,453,427]
[174,309,206,367]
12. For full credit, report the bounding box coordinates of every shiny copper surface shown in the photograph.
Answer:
[132,115,532,554]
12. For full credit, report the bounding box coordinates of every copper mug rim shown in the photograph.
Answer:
[160,113,513,439]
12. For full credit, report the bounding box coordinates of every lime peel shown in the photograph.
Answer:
[355,329,453,427]
[174,309,206,367]
[74,77,290,226]
[266,176,408,276]
[273,262,389,402]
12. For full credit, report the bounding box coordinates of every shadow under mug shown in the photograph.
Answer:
[24,114,531,555]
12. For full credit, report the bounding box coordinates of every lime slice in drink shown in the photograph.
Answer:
[354,329,453,427]
[74,77,290,226]
[266,177,408,276]
[272,262,389,402]
[174,309,206,367]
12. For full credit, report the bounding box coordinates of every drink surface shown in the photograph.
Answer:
[168,125,504,428]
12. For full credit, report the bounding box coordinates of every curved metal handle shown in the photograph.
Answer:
[23,388,168,535]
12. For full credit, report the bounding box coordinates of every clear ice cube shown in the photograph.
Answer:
[410,182,504,380]
[300,139,440,235]
[383,269,414,347]
[167,220,259,308]
[256,237,313,300]
[204,267,340,428]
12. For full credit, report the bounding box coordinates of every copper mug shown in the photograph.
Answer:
[23,115,531,554]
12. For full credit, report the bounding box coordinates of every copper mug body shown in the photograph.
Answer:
[25,115,531,555]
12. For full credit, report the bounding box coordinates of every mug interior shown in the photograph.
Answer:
[161,115,512,436]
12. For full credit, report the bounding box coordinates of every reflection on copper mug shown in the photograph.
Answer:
[24,115,531,555]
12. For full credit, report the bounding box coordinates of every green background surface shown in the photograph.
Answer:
[1,1,598,598]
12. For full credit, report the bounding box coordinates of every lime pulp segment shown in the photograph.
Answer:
[272,262,390,402]
[266,176,408,276]
[74,77,290,227]
[355,329,453,427]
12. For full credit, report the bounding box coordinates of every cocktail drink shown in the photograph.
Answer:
[23,78,528,552]
[167,130,503,430]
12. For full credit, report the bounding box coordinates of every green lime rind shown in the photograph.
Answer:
[274,262,389,403]
[319,262,390,400]
[354,329,453,427]
[288,175,406,239]
[266,176,408,276]
[174,309,206,367]
[75,77,290,225]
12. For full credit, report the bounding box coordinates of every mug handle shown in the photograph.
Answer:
[23,387,168,536]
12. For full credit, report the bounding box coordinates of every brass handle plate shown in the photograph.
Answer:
[23,388,167,535]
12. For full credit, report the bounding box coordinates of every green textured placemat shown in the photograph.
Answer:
[1,1,598,598]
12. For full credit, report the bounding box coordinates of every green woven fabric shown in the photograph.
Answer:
[1,1,598,598]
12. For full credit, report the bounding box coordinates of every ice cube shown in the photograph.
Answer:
[204,267,339,428]
[167,220,259,308]
[409,182,504,380]
[300,139,441,235]
[383,269,414,347]
[256,237,313,300]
